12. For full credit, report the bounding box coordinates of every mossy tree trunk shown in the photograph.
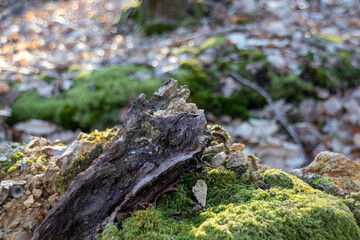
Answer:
[32,80,210,240]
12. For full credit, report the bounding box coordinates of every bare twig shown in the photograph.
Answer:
[230,72,309,165]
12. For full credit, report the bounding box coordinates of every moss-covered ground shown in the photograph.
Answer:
[6,36,360,131]
[171,40,359,121]
[96,168,360,240]
[6,65,161,131]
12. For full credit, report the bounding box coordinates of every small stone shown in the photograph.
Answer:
[211,152,227,168]
[25,190,31,196]
[32,189,42,199]
[230,143,245,152]
[192,180,207,207]
[43,163,59,183]
[48,193,58,207]
[26,137,48,149]
[31,175,42,189]
[56,141,95,175]
[203,143,227,155]
[35,162,43,170]
[24,195,34,208]
[31,166,38,174]
[33,202,42,208]
[0,81,10,94]
[4,200,13,209]
[193,203,203,212]
[226,151,248,169]
[258,180,270,190]
[270,191,276,196]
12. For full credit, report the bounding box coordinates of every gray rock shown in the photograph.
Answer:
[203,143,227,155]
[31,175,42,189]
[43,163,59,183]
[32,189,42,199]
[56,141,95,175]
[23,195,34,208]
[211,152,227,168]
[26,137,48,149]
[192,180,207,207]
[226,151,248,169]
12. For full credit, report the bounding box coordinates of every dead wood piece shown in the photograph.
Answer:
[32,79,210,240]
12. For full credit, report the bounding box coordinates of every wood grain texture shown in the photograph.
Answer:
[32,79,210,240]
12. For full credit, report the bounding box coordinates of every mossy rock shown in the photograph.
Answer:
[311,176,343,195]
[54,128,117,194]
[98,168,360,239]
[263,169,294,189]
[7,65,162,131]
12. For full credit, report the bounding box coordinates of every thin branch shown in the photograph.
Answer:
[230,72,309,165]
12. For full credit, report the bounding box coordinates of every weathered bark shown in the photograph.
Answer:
[32,79,210,240]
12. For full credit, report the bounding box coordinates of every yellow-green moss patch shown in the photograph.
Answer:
[100,168,360,239]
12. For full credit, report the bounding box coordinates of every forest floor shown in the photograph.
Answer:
[1,0,360,171]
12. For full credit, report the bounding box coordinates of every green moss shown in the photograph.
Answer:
[1,152,24,175]
[172,60,252,119]
[9,152,23,161]
[96,224,121,240]
[80,128,117,146]
[143,22,177,35]
[311,177,342,195]
[114,168,360,240]
[343,198,360,226]
[7,166,17,173]
[39,74,56,83]
[304,50,360,92]
[316,35,342,44]
[194,197,359,240]
[122,207,161,237]
[7,65,161,131]
[268,72,314,104]
[198,37,225,52]
[263,169,295,189]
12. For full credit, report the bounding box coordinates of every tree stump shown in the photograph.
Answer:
[32,79,210,240]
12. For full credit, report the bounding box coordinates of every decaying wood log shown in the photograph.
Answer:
[32,79,210,240]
